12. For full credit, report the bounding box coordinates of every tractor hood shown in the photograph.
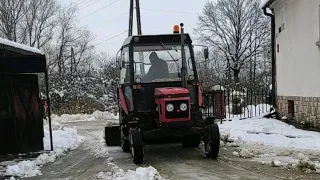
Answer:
[154,87,189,98]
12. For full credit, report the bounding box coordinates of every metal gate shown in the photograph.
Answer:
[202,90,225,120]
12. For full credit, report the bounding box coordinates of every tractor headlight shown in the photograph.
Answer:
[180,103,188,111]
[166,103,174,112]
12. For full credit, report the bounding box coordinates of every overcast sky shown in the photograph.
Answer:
[65,0,215,55]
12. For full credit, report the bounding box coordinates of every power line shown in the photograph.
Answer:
[78,0,123,20]
[140,7,198,15]
[74,0,90,6]
[93,30,128,46]
[79,0,104,10]
[92,11,128,29]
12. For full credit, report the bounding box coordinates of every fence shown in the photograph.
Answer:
[202,85,272,120]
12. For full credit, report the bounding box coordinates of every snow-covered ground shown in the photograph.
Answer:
[82,124,164,180]
[219,116,320,173]
[1,111,163,180]
[2,121,84,178]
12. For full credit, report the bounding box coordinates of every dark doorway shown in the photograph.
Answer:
[288,100,294,119]
[0,74,44,155]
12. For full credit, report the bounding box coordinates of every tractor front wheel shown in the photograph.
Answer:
[204,123,220,159]
[129,128,144,164]
[120,125,130,152]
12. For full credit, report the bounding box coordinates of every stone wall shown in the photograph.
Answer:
[277,96,320,128]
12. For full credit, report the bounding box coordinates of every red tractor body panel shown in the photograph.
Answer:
[119,88,129,114]
[154,87,190,123]
[154,87,189,97]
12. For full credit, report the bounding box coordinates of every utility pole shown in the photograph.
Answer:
[128,0,142,36]
[135,0,142,35]
[128,0,134,37]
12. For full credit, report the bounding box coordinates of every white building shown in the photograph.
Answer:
[262,0,320,128]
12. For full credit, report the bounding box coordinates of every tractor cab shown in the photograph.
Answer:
[117,24,206,117]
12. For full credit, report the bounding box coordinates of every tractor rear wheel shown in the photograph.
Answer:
[204,123,220,159]
[182,135,201,148]
[129,128,144,164]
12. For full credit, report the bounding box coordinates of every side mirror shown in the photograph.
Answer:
[204,48,209,59]
[121,61,125,68]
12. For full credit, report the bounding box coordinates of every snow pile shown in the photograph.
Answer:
[4,126,83,178]
[43,126,83,151]
[96,164,164,180]
[219,116,320,172]
[219,117,320,150]
[51,110,119,123]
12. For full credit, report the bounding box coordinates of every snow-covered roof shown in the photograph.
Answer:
[260,0,277,9]
[0,37,43,55]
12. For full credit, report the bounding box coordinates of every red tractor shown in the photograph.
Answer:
[105,24,220,164]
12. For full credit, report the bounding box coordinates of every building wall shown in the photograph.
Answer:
[272,0,320,97]
[271,0,320,127]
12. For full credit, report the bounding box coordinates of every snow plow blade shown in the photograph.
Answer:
[105,125,121,146]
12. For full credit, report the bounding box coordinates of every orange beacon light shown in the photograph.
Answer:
[173,25,180,33]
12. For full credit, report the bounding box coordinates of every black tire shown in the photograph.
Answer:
[182,135,201,148]
[204,123,220,159]
[120,125,130,152]
[129,128,144,164]
[105,126,121,146]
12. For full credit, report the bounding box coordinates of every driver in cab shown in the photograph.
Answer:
[142,52,169,82]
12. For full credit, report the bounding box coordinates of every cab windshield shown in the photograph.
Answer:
[133,44,195,83]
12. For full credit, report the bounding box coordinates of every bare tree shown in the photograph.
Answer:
[21,0,59,48]
[54,4,77,76]
[196,0,270,85]
[0,0,26,41]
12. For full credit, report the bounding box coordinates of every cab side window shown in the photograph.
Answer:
[120,47,130,84]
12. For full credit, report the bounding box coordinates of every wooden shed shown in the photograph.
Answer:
[0,38,53,155]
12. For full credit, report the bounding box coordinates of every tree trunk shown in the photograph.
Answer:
[233,69,240,84]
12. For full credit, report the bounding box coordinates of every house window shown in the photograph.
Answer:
[277,44,280,53]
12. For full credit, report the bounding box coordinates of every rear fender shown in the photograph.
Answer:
[119,88,129,114]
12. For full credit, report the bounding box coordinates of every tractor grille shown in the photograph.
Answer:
[165,100,189,119]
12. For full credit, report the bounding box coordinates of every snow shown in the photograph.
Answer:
[95,165,164,180]
[220,116,320,172]
[83,123,163,180]
[51,110,119,123]
[3,120,83,178]
[0,37,43,55]
[220,117,320,150]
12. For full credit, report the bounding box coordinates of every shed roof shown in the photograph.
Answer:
[0,38,46,73]
[0,37,43,56]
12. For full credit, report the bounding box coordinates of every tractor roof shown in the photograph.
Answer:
[122,33,193,46]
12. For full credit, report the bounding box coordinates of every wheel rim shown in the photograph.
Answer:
[205,128,212,153]
[130,132,134,158]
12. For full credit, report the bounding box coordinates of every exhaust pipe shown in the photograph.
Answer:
[180,23,187,88]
